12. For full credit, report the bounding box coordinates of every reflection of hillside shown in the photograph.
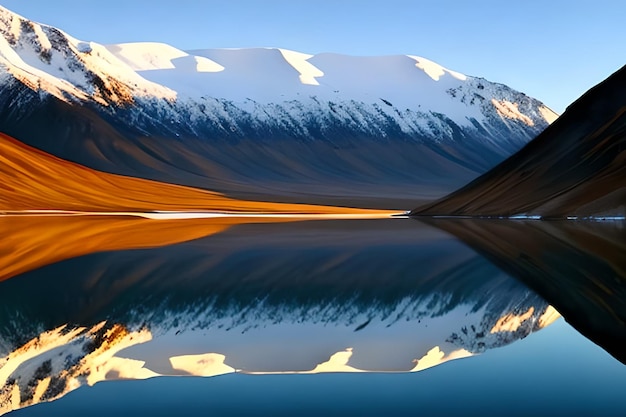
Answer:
[423,219,626,364]
[0,215,302,282]
[0,219,547,348]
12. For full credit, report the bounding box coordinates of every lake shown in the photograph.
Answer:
[1,216,624,416]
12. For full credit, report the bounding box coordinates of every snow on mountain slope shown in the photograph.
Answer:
[108,40,482,125]
[110,42,556,133]
[0,7,175,105]
[0,5,556,132]
[107,42,224,73]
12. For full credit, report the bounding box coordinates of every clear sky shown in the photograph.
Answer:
[1,0,624,113]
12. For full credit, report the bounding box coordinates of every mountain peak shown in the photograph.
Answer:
[0,6,174,105]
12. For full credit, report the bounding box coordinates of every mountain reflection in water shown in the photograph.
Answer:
[423,218,626,364]
[0,216,623,414]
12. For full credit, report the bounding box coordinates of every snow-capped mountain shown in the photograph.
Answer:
[0,5,557,208]
[0,5,556,130]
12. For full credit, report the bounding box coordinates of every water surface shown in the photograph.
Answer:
[1,216,624,415]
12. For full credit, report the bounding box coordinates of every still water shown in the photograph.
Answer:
[0,216,624,416]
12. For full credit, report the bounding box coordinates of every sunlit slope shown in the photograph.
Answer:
[411,65,626,218]
[0,133,393,214]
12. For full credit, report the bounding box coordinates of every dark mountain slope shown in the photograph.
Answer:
[411,66,626,218]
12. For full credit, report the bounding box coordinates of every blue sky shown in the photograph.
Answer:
[1,0,624,113]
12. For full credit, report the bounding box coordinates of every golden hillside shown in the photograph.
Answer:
[0,133,392,215]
